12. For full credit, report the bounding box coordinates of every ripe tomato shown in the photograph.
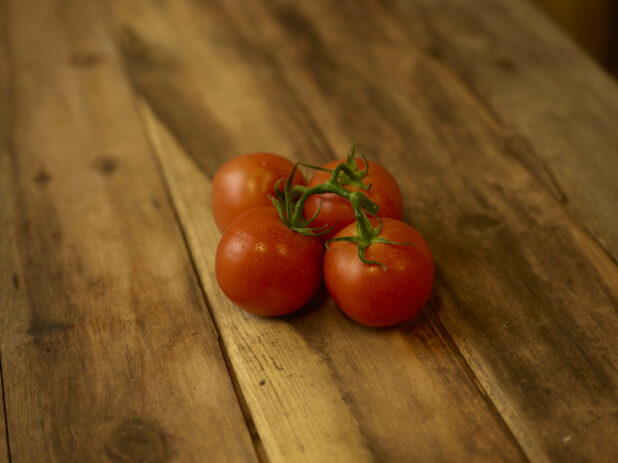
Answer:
[324,218,434,327]
[215,207,324,316]
[212,153,305,232]
[303,158,402,240]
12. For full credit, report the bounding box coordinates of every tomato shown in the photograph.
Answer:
[303,158,402,240]
[215,207,324,316]
[324,218,434,327]
[212,153,305,232]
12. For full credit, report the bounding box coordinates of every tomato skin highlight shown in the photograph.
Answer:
[212,153,305,232]
[303,158,403,240]
[324,218,434,327]
[215,207,324,316]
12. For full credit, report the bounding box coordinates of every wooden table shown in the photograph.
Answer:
[1,0,617,461]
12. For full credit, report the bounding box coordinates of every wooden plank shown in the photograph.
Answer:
[0,14,11,462]
[228,1,617,462]
[387,0,618,262]
[0,0,257,461]
[109,0,618,461]
[106,0,531,462]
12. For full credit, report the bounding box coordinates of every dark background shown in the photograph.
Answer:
[533,0,618,76]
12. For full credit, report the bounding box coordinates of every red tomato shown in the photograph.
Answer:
[215,207,324,316]
[303,158,402,240]
[324,218,434,327]
[212,153,305,232]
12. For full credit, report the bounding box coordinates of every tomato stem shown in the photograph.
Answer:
[271,144,412,268]
[341,207,415,269]
[271,145,380,236]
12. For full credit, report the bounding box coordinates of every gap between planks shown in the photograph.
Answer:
[422,303,529,461]
[135,95,269,463]
[0,1,255,461]
[95,1,268,460]
[141,123,270,463]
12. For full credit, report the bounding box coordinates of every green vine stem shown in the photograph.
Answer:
[299,143,370,190]
[270,161,379,236]
[270,145,413,267]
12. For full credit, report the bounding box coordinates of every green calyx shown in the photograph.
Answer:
[326,202,414,271]
[269,163,328,236]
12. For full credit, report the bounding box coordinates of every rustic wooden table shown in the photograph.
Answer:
[2,0,617,462]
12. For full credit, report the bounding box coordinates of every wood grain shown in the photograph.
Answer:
[140,98,526,463]
[0,10,10,461]
[242,1,618,461]
[105,0,530,461]
[107,0,618,462]
[0,0,256,461]
[389,0,618,262]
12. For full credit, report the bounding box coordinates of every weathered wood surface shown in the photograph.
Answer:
[239,2,618,461]
[107,0,618,462]
[390,0,618,263]
[137,100,526,462]
[1,0,617,462]
[261,3,618,461]
[105,0,530,460]
[0,0,257,461]
[0,10,10,461]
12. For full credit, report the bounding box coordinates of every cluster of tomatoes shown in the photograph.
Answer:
[212,147,434,327]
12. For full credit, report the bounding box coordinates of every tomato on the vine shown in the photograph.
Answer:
[212,152,305,232]
[215,207,324,316]
[303,158,402,240]
[324,218,434,327]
